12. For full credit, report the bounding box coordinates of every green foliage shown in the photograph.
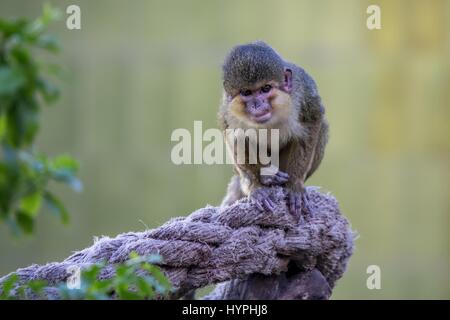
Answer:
[0,273,47,300]
[59,253,172,300]
[0,253,172,300]
[0,4,80,234]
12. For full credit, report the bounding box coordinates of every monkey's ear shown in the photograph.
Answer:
[283,68,293,93]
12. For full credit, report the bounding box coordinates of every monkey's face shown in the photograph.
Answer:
[227,69,293,128]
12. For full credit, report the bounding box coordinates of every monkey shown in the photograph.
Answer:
[218,41,328,218]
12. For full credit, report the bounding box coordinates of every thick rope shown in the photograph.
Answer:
[0,186,354,299]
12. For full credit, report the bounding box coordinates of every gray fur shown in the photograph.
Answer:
[222,41,285,94]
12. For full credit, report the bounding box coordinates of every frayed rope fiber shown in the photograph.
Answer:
[0,186,354,299]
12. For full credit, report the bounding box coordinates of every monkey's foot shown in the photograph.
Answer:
[250,187,277,212]
[260,170,289,186]
[286,190,314,221]
[286,190,303,220]
[301,192,313,217]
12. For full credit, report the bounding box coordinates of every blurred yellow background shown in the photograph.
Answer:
[0,0,449,299]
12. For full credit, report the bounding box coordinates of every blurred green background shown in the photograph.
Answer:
[0,0,449,299]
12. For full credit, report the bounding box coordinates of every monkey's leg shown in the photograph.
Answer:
[225,136,277,212]
[283,127,322,218]
[221,175,245,206]
[297,120,328,216]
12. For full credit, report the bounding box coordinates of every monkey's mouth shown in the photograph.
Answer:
[250,111,272,123]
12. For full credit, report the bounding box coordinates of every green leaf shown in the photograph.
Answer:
[0,274,18,299]
[25,4,61,38]
[0,67,26,96]
[19,191,42,217]
[11,46,32,66]
[142,263,171,290]
[116,284,141,300]
[91,278,112,292]
[37,77,60,103]
[81,264,102,283]
[136,277,155,299]
[50,155,81,190]
[43,191,70,224]
[115,264,131,279]
[5,101,40,147]
[129,251,139,260]
[42,3,62,25]
[16,210,34,234]
[0,19,27,37]
[16,286,26,299]
[27,279,47,295]
[36,34,59,52]
[51,154,79,172]
[0,114,7,140]
[21,106,40,146]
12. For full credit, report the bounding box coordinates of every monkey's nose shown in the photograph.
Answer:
[254,99,268,109]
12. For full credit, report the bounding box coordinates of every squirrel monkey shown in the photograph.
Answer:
[218,42,328,218]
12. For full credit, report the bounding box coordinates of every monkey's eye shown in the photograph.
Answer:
[240,89,252,97]
[261,84,272,93]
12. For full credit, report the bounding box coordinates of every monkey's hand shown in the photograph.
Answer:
[249,187,277,213]
[260,170,289,186]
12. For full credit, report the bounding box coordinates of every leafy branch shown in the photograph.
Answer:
[0,4,81,234]
[0,252,172,300]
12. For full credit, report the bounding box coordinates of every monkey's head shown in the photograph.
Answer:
[222,42,293,127]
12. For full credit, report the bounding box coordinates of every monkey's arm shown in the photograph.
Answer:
[305,119,328,181]
[278,66,328,216]
[221,175,245,206]
[282,119,327,216]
